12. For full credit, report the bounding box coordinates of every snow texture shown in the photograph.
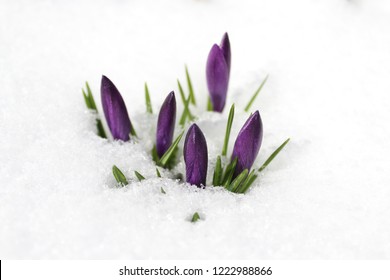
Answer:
[1,0,390,259]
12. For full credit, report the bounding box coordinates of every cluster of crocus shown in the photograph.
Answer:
[82,32,289,194]
[100,75,178,167]
[182,110,265,193]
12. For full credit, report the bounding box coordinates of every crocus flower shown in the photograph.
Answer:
[156,91,177,158]
[206,32,231,112]
[101,75,132,141]
[231,111,263,178]
[184,124,208,187]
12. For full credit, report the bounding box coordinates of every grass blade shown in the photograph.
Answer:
[228,169,248,192]
[185,65,196,105]
[222,157,238,187]
[82,89,91,109]
[112,165,128,186]
[191,212,200,223]
[161,187,166,194]
[237,170,258,193]
[130,124,137,137]
[96,119,107,138]
[258,138,290,172]
[134,170,145,181]
[178,80,194,126]
[156,168,161,178]
[212,156,223,186]
[144,82,153,114]
[83,82,107,139]
[207,97,213,111]
[158,131,184,167]
[222,104,235,156]
[244,75,269,112]
[85,82,97,110]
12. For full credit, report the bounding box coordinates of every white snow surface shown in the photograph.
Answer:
[1,0,390,259]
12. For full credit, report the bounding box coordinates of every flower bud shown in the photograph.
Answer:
[101,75,132,141]
[156,91,177,158]
[184,124,208,187]
[206,33,231,112]
[231,111,263,177]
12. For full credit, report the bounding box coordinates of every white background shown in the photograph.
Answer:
[1,0,390,259]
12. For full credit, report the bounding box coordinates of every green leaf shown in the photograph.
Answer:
[237,169,258,193]
[258,138,290,172]
[222,157,238,187]
[212,156,223,186]
[82,89,92,109]
[151,145,159,162]
[85,82,97,110]
[207,97,213,111]
[161,187,166,194]
[191,212,200,223]
[178,80,194,126]
[130,124,137,137]
[112,165,128,186]
[244,75,269,112]
[158,131,184,167]
[185,65,196,105]
[228,169,248,192]
[96,119,107,139]
[144,82,153,114]
[134,170,145,181]
[177,79,187,105]
[156,168,161,178]
[82,82,107,139]
[222,104,235,156]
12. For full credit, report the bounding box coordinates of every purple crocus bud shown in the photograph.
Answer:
[206,33,231,112]
[184,124,208,187]
[156,91,177,158]
[231,111,263,178]
[101,75,132,141]
[220,32,231,74]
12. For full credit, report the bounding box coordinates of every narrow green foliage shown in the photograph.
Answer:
[130,124,137,137]
[158,131,184,167]
[191,212,200,223]
[144,83,153,114]
[151,145,159,162]
[156,168,161,178]
[82,82,107,139]
[82,89,92,109]
[237,169,258,193]
[185,65,196,105]
[95,120,107,139]
[112,165,128,186]
[228,169,248,192]
[134,170,145,181]
[85,82,97,110]
[222,104,235,156]
[161,187,166,194]
[178,80,194,126]
[222,157,238,187]
[258,138,290,172]
[212,156,223,186]
[207,97,213,111]
[177,79,186,104]
[244,75,269,112]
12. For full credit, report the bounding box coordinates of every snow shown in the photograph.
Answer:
[1,0,390,259]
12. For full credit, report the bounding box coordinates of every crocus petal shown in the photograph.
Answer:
[101,75,132,141]
[231,111,263,177]
[206,44,229,112]
[220,32,231,74]
[184,124,208,187]
[156,91,177,158]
